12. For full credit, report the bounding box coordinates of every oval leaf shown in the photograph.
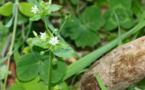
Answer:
[16,53,40,81]
[49,4,62,12]
[19,2,34,17]
[0,2,13,16]
[39,59,67,83]
[53,41,76,59]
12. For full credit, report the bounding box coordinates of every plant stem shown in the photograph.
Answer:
[58,19,67,35]
[48,51,54,90]
[43,17,51,36]
[3,1,18,90]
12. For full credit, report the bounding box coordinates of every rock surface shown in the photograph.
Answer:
[81,36,145,90]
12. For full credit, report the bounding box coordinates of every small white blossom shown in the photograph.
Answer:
[31,5,38,14]
[49,37,59,46]
[40,32,46,40]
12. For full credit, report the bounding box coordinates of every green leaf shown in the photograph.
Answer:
[0,1,16,30]
[131,0,142,17]
[29,14,41,21]
[81,6,105,31]
[109,0,131,9]
[9,76,47,90]
[63,20,145,80]
[53,41,76,58]
[53,81,69,90]
[61,17,100,48]
[30,37,50,48]
[49,4,62,12]
[0,23,8,30]
[16,53,40,81]
[114,11,122,46]
[29,37,75,58]
[104,8,135,31]
[18,2,34,17]
[61,6,104,47]
[27,0,39,6]
[17,52,67,83]
[18,13,28,25]
[71,0,79,5]
[95,74,108,90]
[39,59,67,83]
[0,2,13,16]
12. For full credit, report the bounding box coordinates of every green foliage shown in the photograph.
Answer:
[40,58,67,83]
[16,52,67,83]
[131,0,142,17]
[53,41,76,58]
[71,0,79,5]
[61,6,104,48]
[9,76,47,90]
[49,4,62,12]
[95,74,107,90]
[109,0,131,9]
[27,0,39,6]
[18,2,34,17]
[104,0,136,31]
[30,0,62,21]
[0,2,13,16]
[0,2,16,30]
[52,81,69,90]
[28,36,76,59]
[16,53,41,81]
[18,13,28,25]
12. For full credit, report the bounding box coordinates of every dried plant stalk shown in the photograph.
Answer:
[81,36,145,90]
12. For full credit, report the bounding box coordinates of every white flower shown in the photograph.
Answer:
[40,32,46,40]
[31,5,38,14]
[49,37,59,46]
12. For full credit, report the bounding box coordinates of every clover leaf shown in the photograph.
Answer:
[109,0,131,9]
[61,6,104,48]
[16,52,67,83]
[104,0,136,31]
[9,76,47,90]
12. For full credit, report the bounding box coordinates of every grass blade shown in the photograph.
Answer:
[95,74,108,90]
[114,11,122,46]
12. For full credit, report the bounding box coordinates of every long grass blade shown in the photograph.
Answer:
[95,74,108,90]
[114,11,122,46]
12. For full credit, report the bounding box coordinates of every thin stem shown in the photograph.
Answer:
[48,0,52,5]
[48,51,54,90]
[43,17,51,36]
[57,19,67,35]
[22,24,25,39]
[3,1,18,90]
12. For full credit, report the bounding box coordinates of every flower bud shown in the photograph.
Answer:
[65,14,71,20]
[40,51,45,55]
[33,31,38,37]
[52,58,58,65]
